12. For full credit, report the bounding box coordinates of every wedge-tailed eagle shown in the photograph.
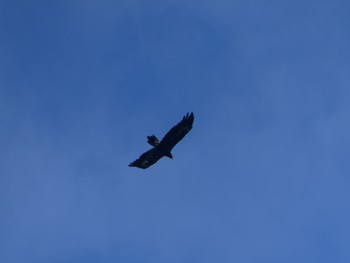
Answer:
[129,112,194,169]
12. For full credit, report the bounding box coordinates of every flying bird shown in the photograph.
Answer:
[129,112,194,169]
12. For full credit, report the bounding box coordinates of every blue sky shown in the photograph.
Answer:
[1,0,350,262]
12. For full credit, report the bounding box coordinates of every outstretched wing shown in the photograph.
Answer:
[128,148,164,169]
[160,112,194,151]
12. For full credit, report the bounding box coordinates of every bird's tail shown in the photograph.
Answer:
[147,135,160,146]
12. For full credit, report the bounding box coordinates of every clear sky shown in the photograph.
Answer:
[1,0,350,262]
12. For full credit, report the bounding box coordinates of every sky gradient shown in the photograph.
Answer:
[1,0,350,262]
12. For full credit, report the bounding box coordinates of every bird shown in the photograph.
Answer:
[129,112,194,169]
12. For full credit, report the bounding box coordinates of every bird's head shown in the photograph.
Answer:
[165,152,173,159]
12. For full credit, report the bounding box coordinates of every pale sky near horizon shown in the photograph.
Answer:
[1,1,350,262]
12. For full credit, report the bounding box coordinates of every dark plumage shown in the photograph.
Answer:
[147,135,160,147]
[129,112,194,169]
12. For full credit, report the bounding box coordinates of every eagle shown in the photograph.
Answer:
[129,112,194,169]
